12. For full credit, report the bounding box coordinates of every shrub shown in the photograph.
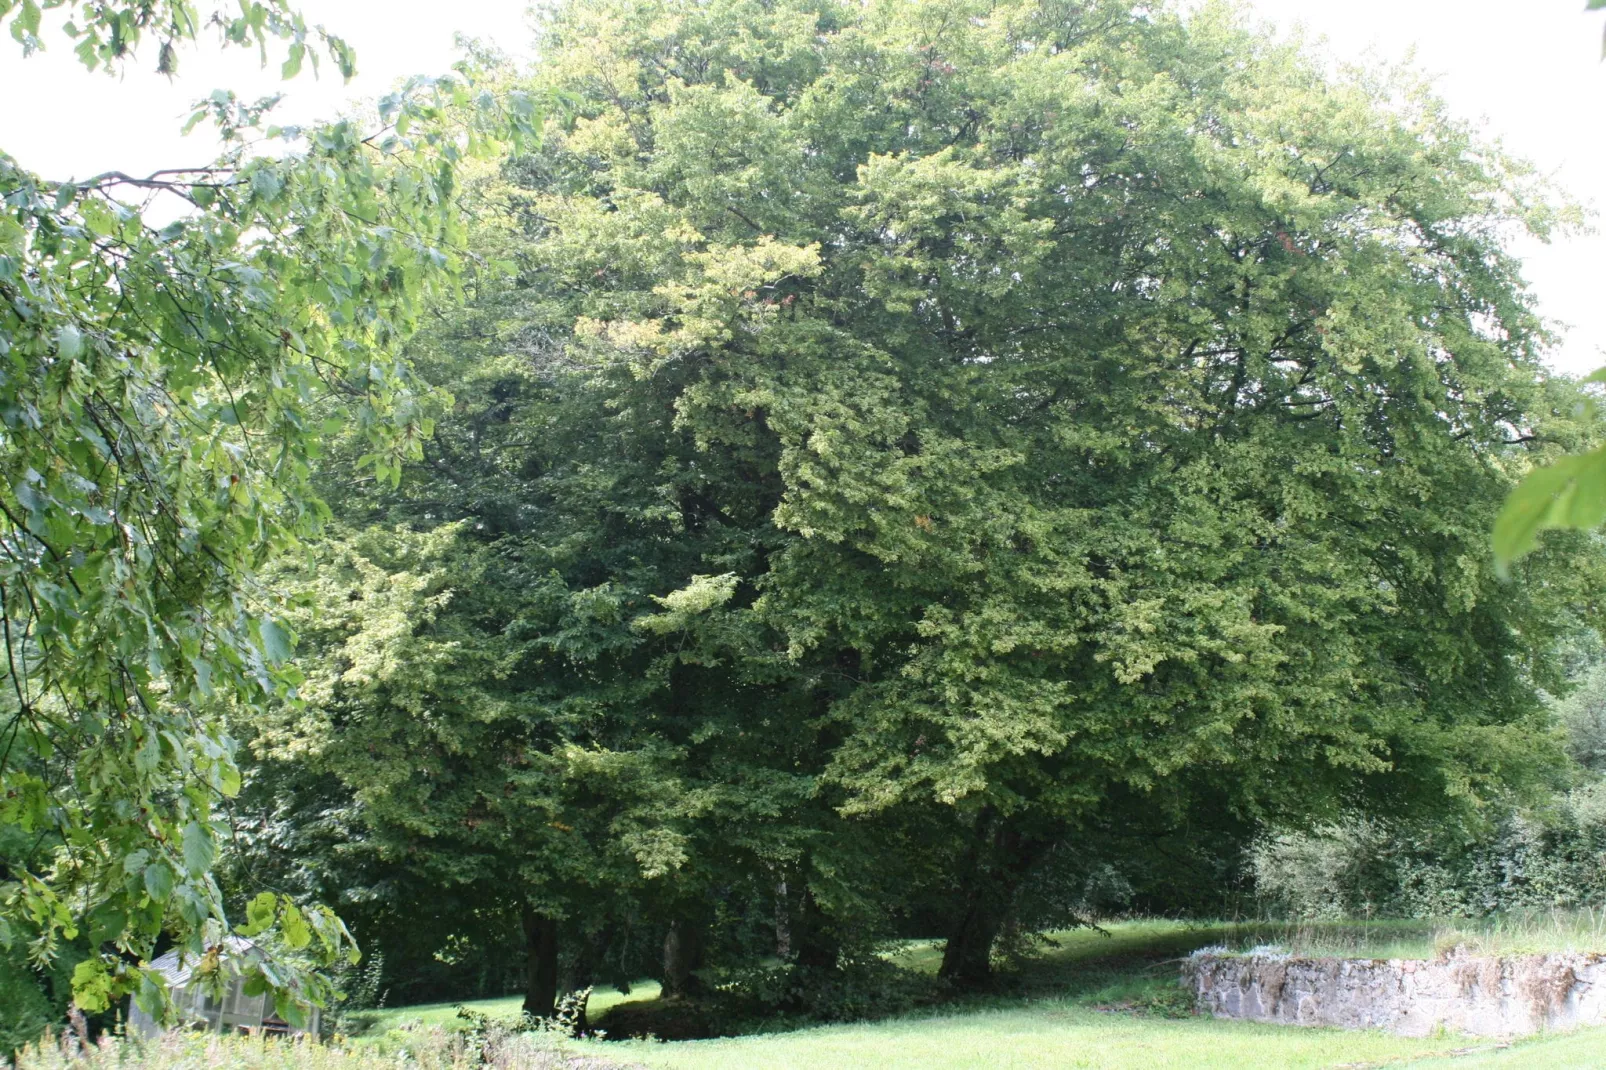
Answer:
[716,955,937,1025]
[1250,788,1606,920]
[0,950,57,1059]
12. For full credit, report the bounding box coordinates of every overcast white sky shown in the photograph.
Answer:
[2,1,1602,374]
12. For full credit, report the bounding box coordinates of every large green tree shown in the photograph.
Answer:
[259,0,1604,1004]
[520,0,1601,984]
[245,323,894,1013]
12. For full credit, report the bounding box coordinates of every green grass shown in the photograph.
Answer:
[354,981,660,1038]
[586,1004,1606,1070]
[955,913,1606,968]
[363,919,1606,1069]
[1421,1031,1606,1068]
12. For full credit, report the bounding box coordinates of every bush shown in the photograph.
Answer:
[0,950,57,1058]
[1250,787,1606,920]
[1248,819,1402,920]
[1557,663,1606,773]
[326,952,388,1038]
[718,955,936,1025]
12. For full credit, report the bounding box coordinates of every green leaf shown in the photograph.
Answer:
[329,35,356,80]
[56,324,83,359]
[143,862,174,902]
[190,655,213,696]
[70,958,115,1013]
[16,0,40,38]
[1493,447,1606,569]
[181,821,215,876]
[240,892,278,937]
[259,617,294,663]
[250,167,283,201]
[280,903,311,949]
[274,992,309,1031]
[87,902,128,945]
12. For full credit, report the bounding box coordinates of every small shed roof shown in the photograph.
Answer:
[146,935,260,987]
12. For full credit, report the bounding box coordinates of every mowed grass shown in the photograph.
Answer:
[358,982,661,1036]
[368,919,1606,1068]
[591,1004,1603,1070]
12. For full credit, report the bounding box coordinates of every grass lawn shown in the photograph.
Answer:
[357,982,661,1037]
[589,1004,1606,1070]
[932,913,1606,965]
[366,919,1606,1068]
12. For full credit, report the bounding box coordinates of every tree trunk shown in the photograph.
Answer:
[793,886,840,971]
[937,812,1041,988]
[661,918,705,1000]
[938,891,1009,987]
[773,878,791,960]
[522,906,559,1019]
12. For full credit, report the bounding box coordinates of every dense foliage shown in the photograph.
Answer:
[1254,650,1606,921]
[228,0,1606,1024]
[0,0,538,1028]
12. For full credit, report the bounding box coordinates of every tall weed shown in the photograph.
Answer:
[6,1025,634,1070]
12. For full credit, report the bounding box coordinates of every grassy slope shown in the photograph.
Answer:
[594,1005,1604,1070]
[361,982,663,1035]
[371,921,1606,1068]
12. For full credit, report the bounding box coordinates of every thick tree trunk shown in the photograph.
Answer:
[522,906,559,1019]
[661,918,705,1000]
[938,893,1009,987]
[937,812,1041,988]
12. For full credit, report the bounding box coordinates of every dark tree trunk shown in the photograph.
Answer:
[793,886,840,971]
[773,878,791,959]
[938,891,1010,987]
[661,918,705,1000]
[557,927,610,1036]
[522,906,559,1019]
[937,812,1042,988]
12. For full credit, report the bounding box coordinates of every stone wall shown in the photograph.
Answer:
[1183,949,1606,1036]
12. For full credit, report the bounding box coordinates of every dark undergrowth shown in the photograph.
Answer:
[591,921,1226,1041]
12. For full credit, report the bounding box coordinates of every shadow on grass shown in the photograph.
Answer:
[592,921,1237,1041]
[587,917,1524,1042]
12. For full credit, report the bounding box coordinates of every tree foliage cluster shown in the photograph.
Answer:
[223,0,1606,1023]
[0,0,541,1030]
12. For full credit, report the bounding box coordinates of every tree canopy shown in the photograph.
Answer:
[242,0,1606,1009]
